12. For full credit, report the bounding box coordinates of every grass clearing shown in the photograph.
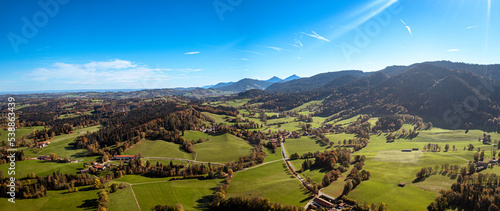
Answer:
[0,156,100,177]
[124,139,194,160]
[285,136,332,156]
[22,125,102,159]
[0,186,100,211]
[131,178,221,211]
[1,126,45,145]
[194,133,253,163]
[125,132,253,163]
[108,185,140,211]
[227,161,312,207]
[201,112,232,124]
[290,159,326,184]
[373,150,423,163]
[264,146,283,162]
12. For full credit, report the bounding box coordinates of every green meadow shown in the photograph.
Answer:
[226,161,312,207]
[22,125,102,159]
[0,186,100,211]
[124,139,195,160]
[193,133,253,163]
[130,178,222,211]
[124,131,253,164]
[0,126,45,146]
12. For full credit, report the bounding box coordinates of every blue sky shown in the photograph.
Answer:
[0,0,498,92]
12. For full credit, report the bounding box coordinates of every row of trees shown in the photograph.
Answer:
[0,171,102,199]
[428,172,500,210]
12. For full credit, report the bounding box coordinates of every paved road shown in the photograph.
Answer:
[280,138,337,209]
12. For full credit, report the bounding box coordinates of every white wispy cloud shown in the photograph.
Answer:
[446,49,460,52]
[400,19,412,36]
[177,68,203,72]
[292,35,304,49]
[84,59,137,69]
[262,46,290,53]
[466,25,478,29]
[300,31,330,42]
[26,59,172,87]
[184,51,200,55]
[238,50,264,55]
[241,58,248,61]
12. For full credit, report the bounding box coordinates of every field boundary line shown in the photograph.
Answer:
[440,153,469,162]
[235,159,284,173]
[129,184,142,211]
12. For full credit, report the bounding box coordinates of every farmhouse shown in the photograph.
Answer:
[401,149,412,152]
[113,155,135,160]
[94,165,106,171]
[398,183,406,187]
[37,140,50,148]
[489,159,498,164]
[38,155,49,160]
[312,197,334,209]
[412,148,419,151]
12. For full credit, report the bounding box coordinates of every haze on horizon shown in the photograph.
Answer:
[0,0,498,92]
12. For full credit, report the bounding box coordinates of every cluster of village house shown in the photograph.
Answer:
[37,154,136,173]
[78,155,136,173]
[310,196,351,211]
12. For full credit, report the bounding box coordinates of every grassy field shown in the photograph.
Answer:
[0,125,102,177]
[125,131,253,163]
[227,161,312,207]
[207,99,250,108]
[201,112,231,124]
[328,126,498,211]
[193,133,253,163]
[372,151,423,163]
[0,126,45,146]
[0,186,100,211]
[22,125,102,159]
[124,139,195,160]
[108,184,140,211]
[264,146,283,162]
[58,110,93,119]
[289,159,326,184]
[0,157,99,177]
[285,136,332,156]
[130,178,222,211]
[114,175,172,184]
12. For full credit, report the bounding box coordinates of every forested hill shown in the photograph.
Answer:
[265,70,371,93]
[214,78,273,93]
[298,64,500,130]
[239,62,500,131]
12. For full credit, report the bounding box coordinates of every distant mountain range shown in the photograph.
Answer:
[236,61,500,130]
[201,74,301,93]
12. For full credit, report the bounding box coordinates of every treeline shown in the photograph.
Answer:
[428,172,500,211]
[211,196,305,211]
[373,114,431,132]
[342,156,370,196]
[114,156,225,178]
[152,204,185,211]
[0,149,25,165]
[75,101,196,155]
[0,171,100,199]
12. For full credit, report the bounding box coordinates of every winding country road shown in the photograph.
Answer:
[279,138,337,209]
